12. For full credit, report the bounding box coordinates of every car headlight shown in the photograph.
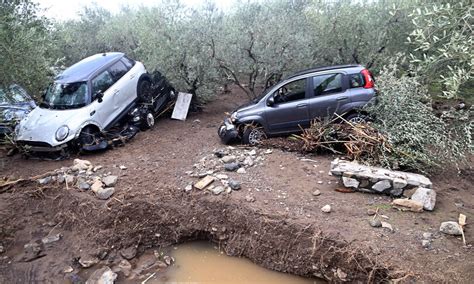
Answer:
[230,112,239,123]
[55,125,69,141]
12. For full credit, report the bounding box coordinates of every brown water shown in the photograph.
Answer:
[151,242,322,284]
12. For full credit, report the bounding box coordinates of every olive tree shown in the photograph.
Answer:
[0,0,56,97]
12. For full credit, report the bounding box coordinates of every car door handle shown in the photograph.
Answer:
[297,103,308,108]
[113,89,120,95]
[129,73,136,79]
[337,96,349,101]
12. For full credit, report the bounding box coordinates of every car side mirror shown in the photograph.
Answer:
[267,96,275,107]
[95,91,104,103]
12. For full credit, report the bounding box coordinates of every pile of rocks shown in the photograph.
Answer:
[185,146,271,195]
[36,159,119,201]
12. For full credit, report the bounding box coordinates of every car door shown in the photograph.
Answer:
[264,77,310,134]
[91,70,115,128]
[108,60,135,114]
[308,73,349,120]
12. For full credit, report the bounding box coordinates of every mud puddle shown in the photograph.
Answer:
[149,242,321,284]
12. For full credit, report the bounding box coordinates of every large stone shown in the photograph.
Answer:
[372,180,391,193]
[96,188,115,200]
[102,176,118,187]
[321,205,331,213]
[411,187,436,211]
[439,221,463,235]
[120,246,137,260]
[392,199,423,212]
[72,159,92,172]
[210,186,225,195]
[78,182,91,191]
[342,177,359,188]
[91,180,104,193]
[221,155,236,163]
[243,156,254,167]
[79,255,99,268]
[86,266,117,284]
[224,163,240,172]
[228,179,241,190]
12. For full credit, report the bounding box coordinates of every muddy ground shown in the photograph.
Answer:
[0,90,472,283]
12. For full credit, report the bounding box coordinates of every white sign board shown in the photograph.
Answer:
[171,92,193,121]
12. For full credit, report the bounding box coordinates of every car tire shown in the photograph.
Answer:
[140,112,155,130]
[345,113,368,124]
[77,126,102,151]
[242,125,266,146]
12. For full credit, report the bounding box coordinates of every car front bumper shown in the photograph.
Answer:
[218,118,239,144]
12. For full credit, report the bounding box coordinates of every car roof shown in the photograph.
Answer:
[286,64,363,80]
[55,52,124,84]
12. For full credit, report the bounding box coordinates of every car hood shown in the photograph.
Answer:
[234,100,257,113]
[0,103,35,123]
[15,107,79,146]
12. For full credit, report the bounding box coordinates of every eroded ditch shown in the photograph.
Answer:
[0,180,396,283]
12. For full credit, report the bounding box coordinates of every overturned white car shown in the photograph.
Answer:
[15,52,175,154]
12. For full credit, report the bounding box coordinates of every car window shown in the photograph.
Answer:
[108,61,129,82]
[92,71,114,98]
[9,85,29,103]
[121,57,135,70]
[274,78,306,104]
[349,73,364,88]
[313,73,342,96]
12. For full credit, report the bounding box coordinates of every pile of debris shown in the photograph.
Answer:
[184,146,271,195]
[294,117,391,162]
[1,159,119,200]
[331,159,437,211]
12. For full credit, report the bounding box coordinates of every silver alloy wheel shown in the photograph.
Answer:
[146,113,155,128]
[248,128,265,145]
[348,115,366,124]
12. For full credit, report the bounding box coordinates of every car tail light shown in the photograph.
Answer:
[361,69,374,89]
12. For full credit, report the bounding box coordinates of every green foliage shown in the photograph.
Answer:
[366,61,473,172]
[408,0,473,99]
[0,0,56,97]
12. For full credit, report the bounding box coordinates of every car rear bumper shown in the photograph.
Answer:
[218,118,239,144]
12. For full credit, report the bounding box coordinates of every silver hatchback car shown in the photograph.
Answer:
[219,65,376,145]
[15,52,151,152]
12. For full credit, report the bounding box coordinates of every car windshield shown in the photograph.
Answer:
[42,82,89,109]
[0,85,29,105]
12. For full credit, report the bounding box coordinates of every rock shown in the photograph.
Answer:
[422,232,433,240]
[96,188,115,200]
[224,163,240,172]
[245,195,256,202]
[79,255,99,268]
[243,156,254,167]
[221,155,236,163]
[336,268,348,281]
[120,246,137,260]
[214,150,225,158]
[91,180,104,193]
[63,266,74,273]
[185,184,193,192]
[57,175,66,184]
[317,180,323,184]
[20,241,45,262]
[133,255,157,274]
[72,159,92,171]
[369,219,382,227]
[85,266,117,284]
[93,166,103,172]
[372,180,391,193]
[248,149,257,156]
[264,149,273,154]
[102,176,118,187]
[163,255,174,266]
[41,233,62,244]
[389,188,404,197]
[392,199,423,212]
[411,187,436,211]
[215,174,229,180]
[115,259,132,277]
[38,176,52,185]
[342,177,359,188]
[210,186,225,195]
[367,209,376,216]
[237,168,247,174]
[422,240,431,249]
[393,178,408,189]
[228,179,241,190]
[65,175,75,185]
[312,190,321,196]
[321,205,331,213]
[119,165,127,170]
[78,182,91,190]
[439,221,463,236]
[0,245,4,253]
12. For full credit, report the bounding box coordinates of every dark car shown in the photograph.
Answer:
[0,84,36,137]
[218,65,376,145]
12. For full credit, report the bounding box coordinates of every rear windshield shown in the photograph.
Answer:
[42,82,89,109]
